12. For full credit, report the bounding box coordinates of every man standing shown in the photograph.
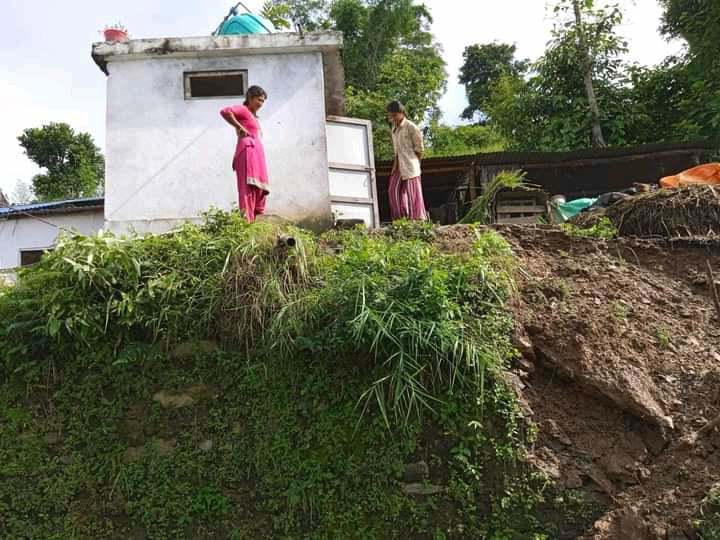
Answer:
[387,101,427,221]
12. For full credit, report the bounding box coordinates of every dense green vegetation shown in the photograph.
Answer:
[461,0,720,151]
[560,217,618,240]
[17,122,104,202]
[696,486,720,540]
[0,213,600,538]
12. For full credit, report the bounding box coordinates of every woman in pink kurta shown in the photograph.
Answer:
[220,86,270,223]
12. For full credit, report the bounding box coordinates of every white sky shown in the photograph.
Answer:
[0,0,683,198]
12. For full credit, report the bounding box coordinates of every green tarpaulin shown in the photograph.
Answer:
[553,198,597,222]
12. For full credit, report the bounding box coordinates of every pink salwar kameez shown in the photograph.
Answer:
[220,104,270,222]
[388,171,427,221]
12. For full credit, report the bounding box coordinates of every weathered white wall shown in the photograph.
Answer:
[104,52,332,233]
[0,211,105,270]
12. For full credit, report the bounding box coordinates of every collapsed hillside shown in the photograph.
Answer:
[503,226,720,538]
[1,214,720,539]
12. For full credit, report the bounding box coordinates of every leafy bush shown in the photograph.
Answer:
[2,210,516,429]
[460,170,528,224]
[0,212,586,538]
[561,217,618,240]
[0,211,315,379]
[695,485,720,539]
[275,228,515,426]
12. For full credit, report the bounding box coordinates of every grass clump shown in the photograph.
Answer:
[561,217,618,240]
[275,228,515,426]
[0,211,593,538]
[0,210,315,379]
[460,170,527,225]
[695,485,720,539]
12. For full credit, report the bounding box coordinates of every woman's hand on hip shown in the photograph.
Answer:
[236,126,249,138]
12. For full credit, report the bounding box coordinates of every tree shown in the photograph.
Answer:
[17,123,104,202]
[425,123,506,157]
[660,0,720,66]
[459,43,527,121]
[264,0,329,31]
[260,1,292,29]
[11,180,35,205]
[483,0,630,151]
[571,0,605,146]
[551,0,625,147]
[332,0,447,159]
[656,0,720,140]
[267,1,447,159]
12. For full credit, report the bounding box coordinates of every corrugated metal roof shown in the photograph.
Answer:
[376,140,718,172]
[0,197,104,218]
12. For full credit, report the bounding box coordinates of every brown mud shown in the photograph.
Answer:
[436,225,720,539]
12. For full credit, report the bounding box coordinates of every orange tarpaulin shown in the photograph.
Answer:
[659,163,720,189]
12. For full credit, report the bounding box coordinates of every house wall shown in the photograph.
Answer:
[104,52,332,233]
[0,210,105,271]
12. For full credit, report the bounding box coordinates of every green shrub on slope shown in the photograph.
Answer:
[0,213,596,538]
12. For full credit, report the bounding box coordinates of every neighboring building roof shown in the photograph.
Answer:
[0,197,104,220]
[374,140,719,222]
[91,32,346,116]
[376,141,719,174]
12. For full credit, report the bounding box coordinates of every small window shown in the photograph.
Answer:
[20,249,51,267]
[184,70,247,99]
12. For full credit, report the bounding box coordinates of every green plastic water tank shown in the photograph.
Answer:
[218,13,274,35]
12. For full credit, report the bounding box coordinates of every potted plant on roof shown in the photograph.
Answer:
[102,23,129,43]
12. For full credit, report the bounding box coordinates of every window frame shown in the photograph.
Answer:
[19,247,53,267]
[183,70,248,100]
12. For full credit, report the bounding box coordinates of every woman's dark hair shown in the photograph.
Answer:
[244,85,268,106]
[386,100,405,114]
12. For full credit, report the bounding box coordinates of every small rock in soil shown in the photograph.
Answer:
[44,432,63,445]
[666,527,689,540]
[543,419,572,446]
[561,469,584,490]
[401,483,444,496]
[153,390,195,409]
[513,330,536,362]
[516,356,536,374]
[154,438,176,456]
[171,340,219,359]
[123,446,143,464]
[403,461,429,483]
[598,509,651,540]
[199,439,213,452]
[153,384,215,409]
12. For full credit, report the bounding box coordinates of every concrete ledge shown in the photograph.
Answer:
[92,32,343,74]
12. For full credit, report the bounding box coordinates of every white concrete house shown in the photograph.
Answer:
[92,32,378,234]
[0,198,105,280]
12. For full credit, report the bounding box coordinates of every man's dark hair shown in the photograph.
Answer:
[386,100,405,114]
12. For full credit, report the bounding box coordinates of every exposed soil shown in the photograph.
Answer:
[428,225,720,537]
[486,225,720,539]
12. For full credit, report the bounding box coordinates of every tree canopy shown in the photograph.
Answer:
[18,123,104,202]
[657,0,720,141]
[272,0,447,159]
[459,43,527,122]
[462,0,720,152]
[333,0,447,159]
